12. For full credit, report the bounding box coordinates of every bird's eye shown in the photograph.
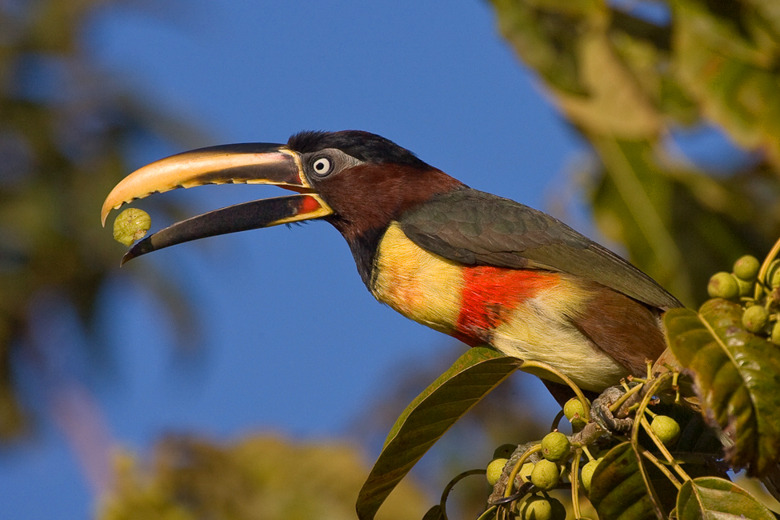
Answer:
[312,157,332,176]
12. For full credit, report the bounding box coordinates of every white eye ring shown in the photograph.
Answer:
[312,157,332,176]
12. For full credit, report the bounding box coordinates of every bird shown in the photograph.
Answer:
[101,130,682,401]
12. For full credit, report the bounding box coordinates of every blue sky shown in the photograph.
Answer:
[2,2,583,518]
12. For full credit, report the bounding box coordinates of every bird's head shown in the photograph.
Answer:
[101,130,464,265]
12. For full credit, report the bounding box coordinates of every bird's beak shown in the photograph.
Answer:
[101,143,333,264]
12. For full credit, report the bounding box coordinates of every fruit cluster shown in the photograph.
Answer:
[483,396,681,519]
[707,254,780,343]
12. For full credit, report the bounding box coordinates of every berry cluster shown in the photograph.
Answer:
[707,254,780,343]
[486,398,680,520]
[481,391,683,520]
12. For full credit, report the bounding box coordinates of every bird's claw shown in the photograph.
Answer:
[590,384,642,433]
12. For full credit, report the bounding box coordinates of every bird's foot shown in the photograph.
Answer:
[590,383,643,433]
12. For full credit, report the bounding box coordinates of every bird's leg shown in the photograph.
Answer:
[590,383,644,432]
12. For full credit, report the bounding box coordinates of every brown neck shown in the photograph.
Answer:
[319,164,465,285]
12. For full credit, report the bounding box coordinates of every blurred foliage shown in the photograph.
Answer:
[492,0,780,306]
[99,349,553,520]
[99,435,427,520]
[0,0,203,439]
[0,2,434,519]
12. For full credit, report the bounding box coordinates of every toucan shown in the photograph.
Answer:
[102,130,681,400]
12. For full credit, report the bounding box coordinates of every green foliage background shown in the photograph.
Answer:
[493,0,780,306]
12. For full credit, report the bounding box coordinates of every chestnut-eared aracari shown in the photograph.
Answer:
[102,130,681,397]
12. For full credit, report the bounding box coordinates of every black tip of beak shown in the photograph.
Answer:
[120,240,153,266]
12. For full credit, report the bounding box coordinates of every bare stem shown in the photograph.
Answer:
[638,447,682,491]
[609,381,645,413]
[755,236,780,298]
[504,444,541,498]
[570,449,584,519]
[520,360,590,417]
[640,415,692,484]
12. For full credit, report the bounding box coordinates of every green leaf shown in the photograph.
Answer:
[492,0,666,137]
[491,0,596,96]
[677,476,776,520]
[421,505,445,520]
[355,346,522,520]
[588,137,691,302]
[673,0,780,167]
[664,299,780,475]
[588,442,661,520]
[588,139,773,306]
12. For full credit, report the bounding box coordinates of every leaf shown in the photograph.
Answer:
[589,141,775,306]
[588,137,691,302]
[421,505,445,520]
[491,0,596,96]
[492,0,665,137]
[673,0,780,167]
[677,477,776,520]
[588,442,663,520]
[492,0,780,309]
[355,347,522,520]
[664,299,780,475]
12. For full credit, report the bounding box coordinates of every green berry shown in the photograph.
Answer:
[530,459,560,490]
[650,415,680,445]
[563,398,587,428]
[580,458,602,493]
[486,458,508,486]
[541,432,570,462]
[492,443,516,459]
[517,496,552,520]
[733,255,760,281]
[772,322,780,345]
[707,272,740,299]
[742,305,769,333]
[113,208,151,246]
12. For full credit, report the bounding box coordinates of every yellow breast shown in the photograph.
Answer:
[370,222,464,333]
